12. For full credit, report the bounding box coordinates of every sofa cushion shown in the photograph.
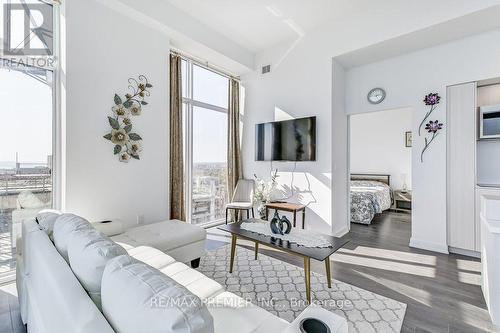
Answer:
[159,262,224,300]
[127,246,176,270]
[53,214,92,262]
[102,255,214,333]
[68,228,127,310]
[126,246,224,300]
[206,291,289,333]
[36,209,62,240]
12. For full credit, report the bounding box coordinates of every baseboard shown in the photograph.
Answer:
[448,246,481,258]
[409,237,449,254]
[333,225,349,238]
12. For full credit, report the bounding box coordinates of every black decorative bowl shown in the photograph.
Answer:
[300,318,330,333]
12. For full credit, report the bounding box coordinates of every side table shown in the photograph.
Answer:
[265,202,306,229]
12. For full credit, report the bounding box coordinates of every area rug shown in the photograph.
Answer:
[198,244,407,333]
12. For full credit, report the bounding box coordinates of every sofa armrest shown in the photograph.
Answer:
[91,219,125,237]
[281,304,348,333]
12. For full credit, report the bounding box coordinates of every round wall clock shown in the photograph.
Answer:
[367,87,386,104]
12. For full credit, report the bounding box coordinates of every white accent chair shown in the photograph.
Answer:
[225,179,255,224]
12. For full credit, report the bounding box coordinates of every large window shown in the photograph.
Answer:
[181,58,229,226]
[0,65,54,281]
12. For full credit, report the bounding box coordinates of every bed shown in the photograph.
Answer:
[350,174,392,225]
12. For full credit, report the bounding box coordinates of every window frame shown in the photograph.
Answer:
[0,2,60,285]
[180,57,230,227]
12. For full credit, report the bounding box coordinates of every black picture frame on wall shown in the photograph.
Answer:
[405,131,412,147]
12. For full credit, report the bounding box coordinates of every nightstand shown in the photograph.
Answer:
[393,190,412,212]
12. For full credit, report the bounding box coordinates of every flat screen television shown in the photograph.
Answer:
[255,116,316,161]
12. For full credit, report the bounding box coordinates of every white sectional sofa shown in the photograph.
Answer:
[17,212,348,333]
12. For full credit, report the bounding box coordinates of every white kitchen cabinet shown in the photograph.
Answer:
[477,187,500,327]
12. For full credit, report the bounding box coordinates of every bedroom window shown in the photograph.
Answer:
[180,58,229,227]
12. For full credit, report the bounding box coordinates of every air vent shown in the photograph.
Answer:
[261,64,271,74]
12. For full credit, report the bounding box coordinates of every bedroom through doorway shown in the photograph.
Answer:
[348,107,413,230]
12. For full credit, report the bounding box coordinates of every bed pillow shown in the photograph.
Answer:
[52,213,92,262]
[102,255,214,333]
[68,228,127,310]
[36,209,62,240]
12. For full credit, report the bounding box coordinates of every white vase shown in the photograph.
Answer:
[257,202,267,220]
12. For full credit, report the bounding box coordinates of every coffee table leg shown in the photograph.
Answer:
[325,256,331,288]
[254,242,259,260]
[229,234,237,273]
[304,257,311,304]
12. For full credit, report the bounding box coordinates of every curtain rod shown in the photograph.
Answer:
[170,48,240,82]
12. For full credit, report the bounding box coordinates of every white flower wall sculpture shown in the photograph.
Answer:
[103,75,152,162]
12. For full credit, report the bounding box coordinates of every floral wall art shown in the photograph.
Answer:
[420,93,443,162]
[103,75,152,162]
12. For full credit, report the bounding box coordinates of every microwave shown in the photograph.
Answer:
[479,104,500,139]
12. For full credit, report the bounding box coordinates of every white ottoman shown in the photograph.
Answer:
[94,219,206,268]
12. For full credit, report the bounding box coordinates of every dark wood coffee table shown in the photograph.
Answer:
[218,219,349,304]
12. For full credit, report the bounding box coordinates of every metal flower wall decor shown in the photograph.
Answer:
[103,75,152,162]
[419,93,441,136]
[420,93,443,163]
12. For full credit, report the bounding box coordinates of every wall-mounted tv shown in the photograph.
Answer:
[255,116,316,161]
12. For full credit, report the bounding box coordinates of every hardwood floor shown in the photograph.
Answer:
[0,283,24,333]
[207,212,495,333]
[0,211,493,332]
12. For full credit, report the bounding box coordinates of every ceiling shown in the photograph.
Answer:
[165,0,500,53]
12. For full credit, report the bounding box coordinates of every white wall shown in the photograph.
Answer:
[64,0,170,227]
[241,42,333,234]
[345,29,500,253]
[331,60,349,236]
[241,4,499,236]
[350,108,412,190]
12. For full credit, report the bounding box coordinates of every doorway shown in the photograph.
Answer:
[348,108,413,229]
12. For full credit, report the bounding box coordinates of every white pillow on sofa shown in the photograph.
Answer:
[68,228,127,310]
[102,255,214,333]
[36,209,62,240]
[53,213,92,262]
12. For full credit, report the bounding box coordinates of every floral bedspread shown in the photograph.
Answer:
[350,180,392,224]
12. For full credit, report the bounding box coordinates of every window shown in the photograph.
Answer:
[181,58,229,226]
[0,65,54,282]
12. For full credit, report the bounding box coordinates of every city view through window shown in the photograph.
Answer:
[0,66,53,279]
[182,59,229,226]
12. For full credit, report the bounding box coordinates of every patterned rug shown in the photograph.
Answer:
[198,244,406,333]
